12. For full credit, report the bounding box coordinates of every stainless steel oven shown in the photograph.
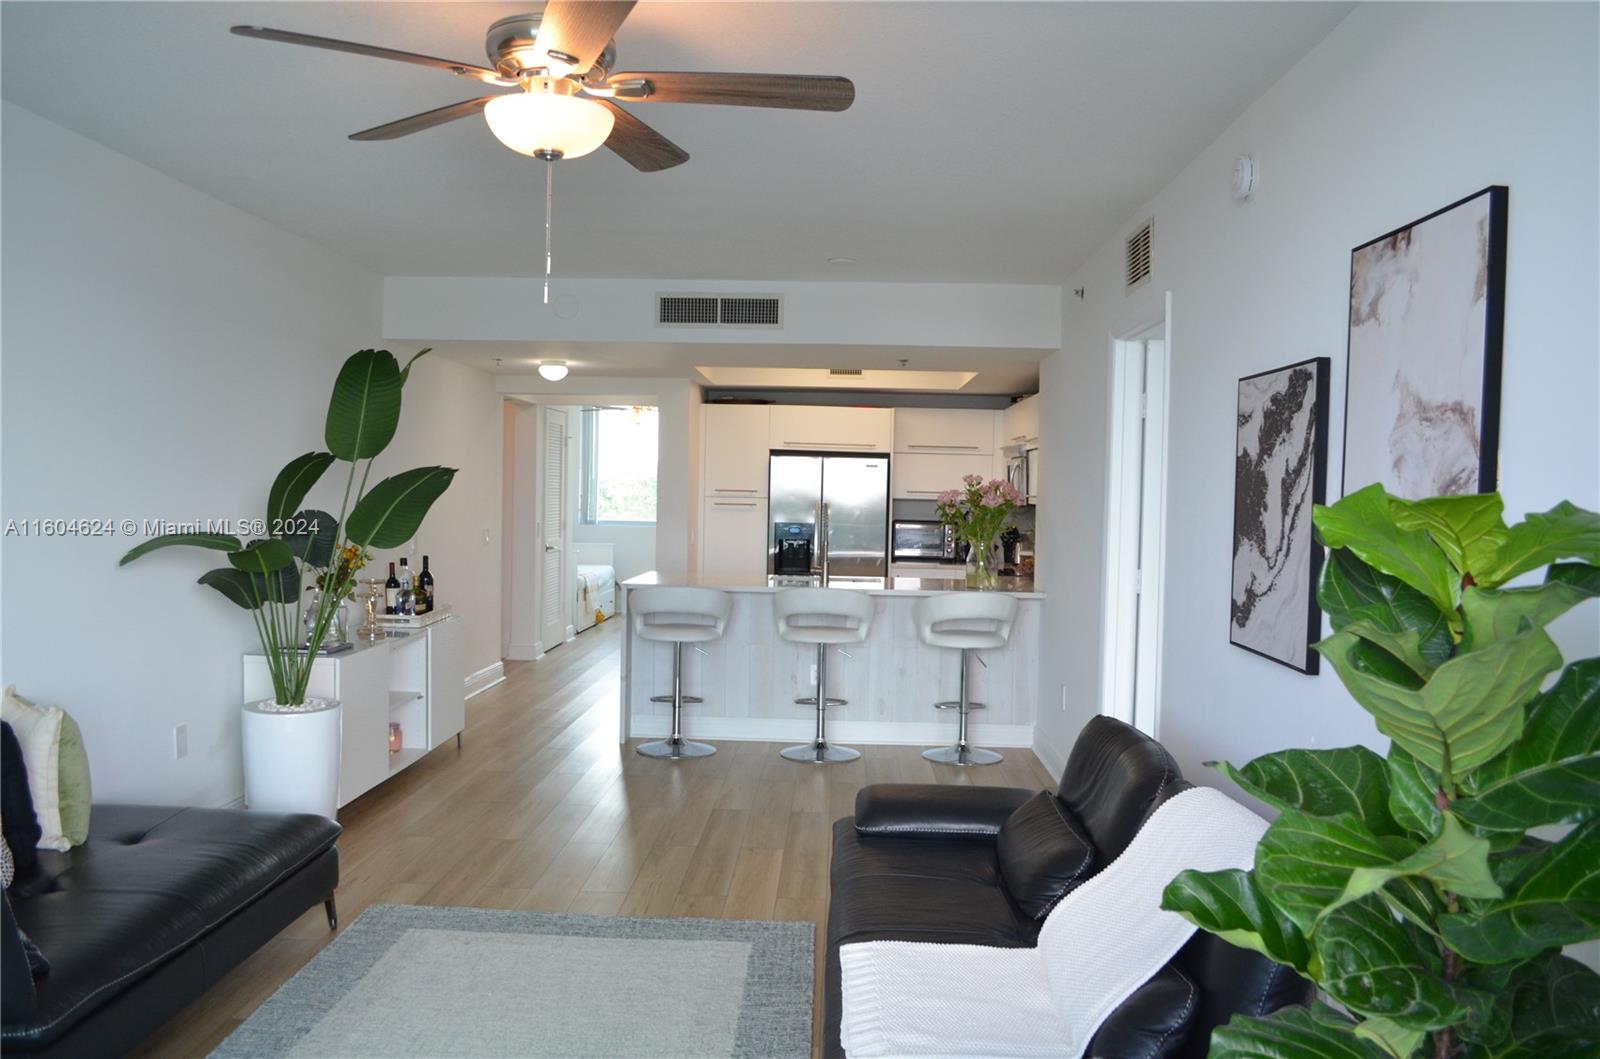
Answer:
[1005,443,1038,502]
[891,519,956,562]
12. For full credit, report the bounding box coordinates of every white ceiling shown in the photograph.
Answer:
[1,1,1353,285]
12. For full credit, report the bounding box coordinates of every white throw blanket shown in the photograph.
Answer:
[839,786,1267,1058]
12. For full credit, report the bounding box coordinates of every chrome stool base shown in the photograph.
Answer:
[782,742,861,764]
[923,745,1003,766]
[637,738,717,760]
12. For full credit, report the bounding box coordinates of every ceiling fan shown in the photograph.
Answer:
[230,1,856,171]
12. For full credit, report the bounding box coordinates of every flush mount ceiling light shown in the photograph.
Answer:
[538,360,570,381]
[827,257,858,266]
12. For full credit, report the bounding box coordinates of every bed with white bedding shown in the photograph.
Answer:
[575,542,617,633]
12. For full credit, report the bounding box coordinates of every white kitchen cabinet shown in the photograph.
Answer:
[769,405,893,453]
[1002,394,1041,445]
[893,408,997,454]
[893,452,996,500]
[426,614,465,749]
[702,404,772,496]
[700,496,770,584]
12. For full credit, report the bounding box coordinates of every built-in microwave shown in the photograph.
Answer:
[891,519,957,562]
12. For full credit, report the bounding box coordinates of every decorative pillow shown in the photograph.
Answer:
[996,791,1098,920]
[0,835,12,888]
[1,688,68,851]
[0,722,42,876]
[54,710,92,845]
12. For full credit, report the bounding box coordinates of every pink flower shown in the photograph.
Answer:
[963,474,983,487]
[979,492,1003,508]
[936,490,961,507]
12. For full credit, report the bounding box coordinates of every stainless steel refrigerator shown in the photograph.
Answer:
[768,453,891,580]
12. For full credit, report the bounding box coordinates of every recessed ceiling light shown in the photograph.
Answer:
[538,360,569,381]
[827,257,857,266]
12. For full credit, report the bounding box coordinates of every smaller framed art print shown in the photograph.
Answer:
[1231,356,1332,674]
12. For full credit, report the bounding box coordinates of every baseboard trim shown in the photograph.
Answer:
[506,641,544,661]
[628,715,1035,748]
[464,661,506,700]
[1032,738,1068,785]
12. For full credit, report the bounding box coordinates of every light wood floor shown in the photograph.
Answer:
[135,620,1055,1056]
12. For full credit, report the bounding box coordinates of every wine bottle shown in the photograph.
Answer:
[385,562,399,614]
[417,555,434,614]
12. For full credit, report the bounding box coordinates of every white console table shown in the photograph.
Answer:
[244,612,465,809]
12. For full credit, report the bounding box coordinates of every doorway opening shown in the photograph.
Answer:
[1100,302,1171,736]
[573,404,658,636]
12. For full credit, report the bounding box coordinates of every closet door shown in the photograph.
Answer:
[540,407,569,649]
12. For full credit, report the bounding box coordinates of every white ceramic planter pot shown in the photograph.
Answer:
[242,698,342,820]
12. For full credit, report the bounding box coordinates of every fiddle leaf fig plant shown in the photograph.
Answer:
[1161,484,1600,1059]
[120,348,456,706]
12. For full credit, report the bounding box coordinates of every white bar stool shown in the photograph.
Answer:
[774,588,876,764]
[631,587,733,760]
[914,593,1019,766]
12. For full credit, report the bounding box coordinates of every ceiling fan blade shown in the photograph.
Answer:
[535,1,636,74]
[230,26,512,86]
[349,97,499,141]
[598,101,688,172]
[607,71,855,112]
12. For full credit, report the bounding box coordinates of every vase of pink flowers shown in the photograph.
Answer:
[935,475,1025,589]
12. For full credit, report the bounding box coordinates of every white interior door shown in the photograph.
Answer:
[1101,302,1171,736]
[539,407,569,653]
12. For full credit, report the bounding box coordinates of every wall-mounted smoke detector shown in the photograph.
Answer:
[1125,218,1154,293]
[656,293,783,329]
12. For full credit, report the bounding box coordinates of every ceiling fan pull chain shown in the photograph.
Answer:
[543,156,554,305]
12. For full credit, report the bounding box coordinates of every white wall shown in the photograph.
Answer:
[1035,3,1600,782]
[0,103,502,808]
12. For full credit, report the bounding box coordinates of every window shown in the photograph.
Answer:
[580,406,658,524]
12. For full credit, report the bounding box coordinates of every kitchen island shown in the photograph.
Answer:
[618,573,1043,751]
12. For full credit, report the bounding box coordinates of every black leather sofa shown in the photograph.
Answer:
[2,805,340,1058]
[825,716,1311,1058]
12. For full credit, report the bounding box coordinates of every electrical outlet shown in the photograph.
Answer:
[173,723,188,759]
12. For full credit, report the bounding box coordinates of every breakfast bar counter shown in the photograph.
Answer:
[618,572,1043,750]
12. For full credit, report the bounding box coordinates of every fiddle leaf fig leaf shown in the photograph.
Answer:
[1389,493,1509,579]
[345,466,457,548]
[1340,620,1437,681]
[1455,660,1600,832]
[267,451,334,526]
[1325,814,1502,921]
[1385,747,1443,839]
[1254,810,1412,934]
[1161,868,1314,975]
[1481,501,1600,588]
[1315,895,1474,1031]
[1212,746,1399,835]
[325,348,402,461]
[1314,485,1461,619]
[1465,952,1600,1058]
[1352,1017,1426,1059]
[1315,625,1562,779]
[119,531,242,566]
[1209,1004,1390,1059]
[1460,576,1600,653]
[1317,550,1454,671]
[1439,817,1600,964]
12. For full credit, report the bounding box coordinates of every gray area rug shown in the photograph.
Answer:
[212,904,814,1058]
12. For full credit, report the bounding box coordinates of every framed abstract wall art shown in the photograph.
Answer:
[1343,185,1508,498]
[1231,356,1331,674]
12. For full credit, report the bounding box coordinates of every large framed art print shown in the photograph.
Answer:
[1343,186,1508,498]
[1231,356,1332,674]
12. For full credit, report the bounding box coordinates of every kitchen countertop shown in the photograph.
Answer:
[621,571,1042,598]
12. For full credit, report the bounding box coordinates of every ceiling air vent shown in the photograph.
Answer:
[829,368,863,376]
[1126,218,1153,292]
[656,293,784,329]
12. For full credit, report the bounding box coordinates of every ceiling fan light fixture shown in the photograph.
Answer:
[484,79,614,159]
[538,360,570,381]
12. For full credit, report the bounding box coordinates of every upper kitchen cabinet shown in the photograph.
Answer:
[893,408,997,455]
[1001,394,1040,445]
[702,404,772,496]
[770,405,894,453]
